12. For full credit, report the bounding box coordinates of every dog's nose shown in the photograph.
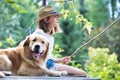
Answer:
[34,45,40,53]
[35,45,40,49]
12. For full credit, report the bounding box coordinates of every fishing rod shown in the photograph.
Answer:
[69,17,120,58]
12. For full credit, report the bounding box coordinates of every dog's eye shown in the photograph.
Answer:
[32,38,36,42]
[42,41,45,44]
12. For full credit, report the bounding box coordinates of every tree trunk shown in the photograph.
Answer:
[111,0,116,20]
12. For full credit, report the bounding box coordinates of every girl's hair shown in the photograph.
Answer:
[38,17,62,35]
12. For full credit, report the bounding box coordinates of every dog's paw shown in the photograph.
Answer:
[0,72,5,78]
[52,71,67,77]
[61,71,68,76]
[54,72,62,77]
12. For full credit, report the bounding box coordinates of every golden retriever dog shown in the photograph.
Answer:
[0,34,67,78]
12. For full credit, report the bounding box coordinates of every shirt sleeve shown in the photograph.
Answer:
[33,29,43,35]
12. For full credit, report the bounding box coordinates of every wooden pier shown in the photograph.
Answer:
[1,76,100,80]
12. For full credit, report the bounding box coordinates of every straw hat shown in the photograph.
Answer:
[36,6,62,22]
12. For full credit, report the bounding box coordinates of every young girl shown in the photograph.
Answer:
[34,6,87,77]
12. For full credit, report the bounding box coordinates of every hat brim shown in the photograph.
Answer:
[36,13,62,23]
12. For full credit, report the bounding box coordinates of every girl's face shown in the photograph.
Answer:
[48,15,59,29]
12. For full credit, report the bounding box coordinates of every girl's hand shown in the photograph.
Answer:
[62,56,71,64]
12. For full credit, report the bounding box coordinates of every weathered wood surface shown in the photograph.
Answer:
[1,76,100,80]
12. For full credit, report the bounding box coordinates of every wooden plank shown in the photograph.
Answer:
[1,76,100,80]
[1,71,100,80]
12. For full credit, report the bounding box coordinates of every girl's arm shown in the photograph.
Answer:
[53,56,71,64]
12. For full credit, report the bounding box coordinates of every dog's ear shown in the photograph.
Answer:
[23,36,30,47]
[43,42,50,60]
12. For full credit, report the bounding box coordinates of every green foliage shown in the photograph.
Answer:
[84,0,120,61]
[59,1,92,34]
[89,21,120,61]
[53,44,83,69]
[85,47,120,80]
[6,0,27,13]
[52,44,64,58]
[85,0,110,27]
[0,41,2,47]
[69,60,82,69]
[6,36,16,46]
[0,0,37,48]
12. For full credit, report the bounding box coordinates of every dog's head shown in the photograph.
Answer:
[23,34,49,62]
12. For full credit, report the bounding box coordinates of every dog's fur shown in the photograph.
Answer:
[0,34,67,77]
